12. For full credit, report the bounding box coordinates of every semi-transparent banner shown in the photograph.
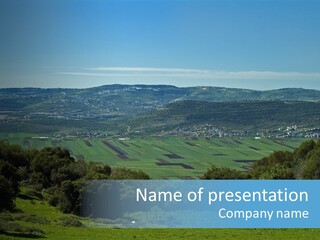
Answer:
[81,180,320,228]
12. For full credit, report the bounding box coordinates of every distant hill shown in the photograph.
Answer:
[182,87,320,102]
[0,85,319,134]
[126,100,320,134]
[0,85,319,117]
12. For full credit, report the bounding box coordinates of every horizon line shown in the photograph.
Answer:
[0,83,319,92]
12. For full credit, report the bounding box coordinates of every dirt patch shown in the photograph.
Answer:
[234,159,256,171]
[84,140,92,147]
[185,141,197,146]
[179,163,194,169]
[131,143,141,148]
[249,146,260,151]
[213,153,226,156]
[153,144,184,159]
[155,159,194,169]
[164,153,183,159]
[233,140,243,144]
[120,141,129,147]
[102,140,128,159]
[234,160,256,163]
[274,140,295,150]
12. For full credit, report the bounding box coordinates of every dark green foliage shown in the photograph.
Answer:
[109,167,150,180]
[302,147,320,179]
[0,160,20,195]
[293,140,316,160]
[56,180,81,214]
[250,140,320,180]
[85,162,111,180]
[258,164,295,179]
[0,141,149,214]
[250,151,294,179]
[23,188,43,200]
[201,167,248,179]
[51,160,88,186]
[0,176,15,211]
[30,147,75,188]
[0,141,29,168]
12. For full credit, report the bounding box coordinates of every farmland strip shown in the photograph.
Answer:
[102,140,128,159]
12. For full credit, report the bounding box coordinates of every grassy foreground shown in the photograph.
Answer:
[1,194,319,240]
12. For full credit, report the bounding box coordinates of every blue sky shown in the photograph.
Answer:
[0,0,320,90]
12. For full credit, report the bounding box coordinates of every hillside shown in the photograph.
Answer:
[1,85,319,135]
[126,100,320,137]
[1,140,320,239]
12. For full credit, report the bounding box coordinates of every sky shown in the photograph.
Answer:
[0,0,320,90]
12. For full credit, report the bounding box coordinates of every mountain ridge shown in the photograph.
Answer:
[1,85,319,135]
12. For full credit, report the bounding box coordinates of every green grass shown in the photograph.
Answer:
[0,134,305,179]
[1,193,320,240]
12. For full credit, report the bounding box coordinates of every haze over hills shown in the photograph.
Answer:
[0,84,319,136]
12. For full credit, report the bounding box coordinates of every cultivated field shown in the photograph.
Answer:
[0,133,304,179]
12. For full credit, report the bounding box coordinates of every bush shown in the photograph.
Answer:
[14,213,50,224]
[0,220,45,236]
[59,216,83,227]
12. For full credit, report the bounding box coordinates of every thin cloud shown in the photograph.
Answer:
[58,67,320,80]
[87,67,209,74]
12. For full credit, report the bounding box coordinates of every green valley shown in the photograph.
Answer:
[0,134,304,179]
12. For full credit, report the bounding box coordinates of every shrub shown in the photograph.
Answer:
[59,216,83,227]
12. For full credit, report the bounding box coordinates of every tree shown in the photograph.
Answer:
[56,180,81,214]
[0,175,15,211]
[30,147,75,188]
[201,167,248,179]
[250,151,294,179]
[0,160,20,195]
[294,140,316,161]
[302,149,320,179]
[109,167,150,180]
[258,163,294,179]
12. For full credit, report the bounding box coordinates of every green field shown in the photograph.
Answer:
[0,133,304,179]
[1,190,319,240]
